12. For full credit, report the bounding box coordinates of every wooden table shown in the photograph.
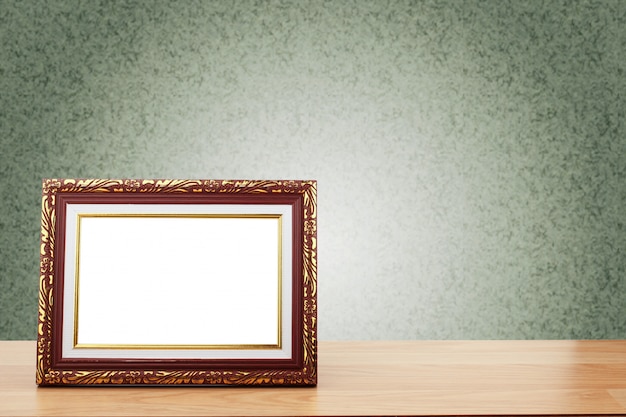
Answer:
[1,340,626,416]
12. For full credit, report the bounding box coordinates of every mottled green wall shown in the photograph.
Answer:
[1,0,624,340]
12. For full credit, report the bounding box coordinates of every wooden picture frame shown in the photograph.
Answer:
[37,179,317,386]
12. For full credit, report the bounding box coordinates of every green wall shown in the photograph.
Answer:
[1,0,624,340]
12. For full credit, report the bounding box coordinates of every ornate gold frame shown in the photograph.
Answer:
[37,179,317,386]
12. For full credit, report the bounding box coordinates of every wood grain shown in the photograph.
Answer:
[2,340,626,416]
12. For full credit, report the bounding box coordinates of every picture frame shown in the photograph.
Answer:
[37,179,317,386]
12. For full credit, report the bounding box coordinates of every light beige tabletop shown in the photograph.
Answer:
[2,340,626,416]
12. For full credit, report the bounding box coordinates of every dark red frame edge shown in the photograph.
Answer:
[37,179,316,386]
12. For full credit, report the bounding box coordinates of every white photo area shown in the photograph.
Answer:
[61,204,293,360]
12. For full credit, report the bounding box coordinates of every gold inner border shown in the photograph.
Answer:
[72,213,283,350]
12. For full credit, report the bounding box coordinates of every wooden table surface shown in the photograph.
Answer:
[1,340,626,416]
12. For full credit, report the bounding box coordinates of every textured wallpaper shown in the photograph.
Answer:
[1,0,624,340]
